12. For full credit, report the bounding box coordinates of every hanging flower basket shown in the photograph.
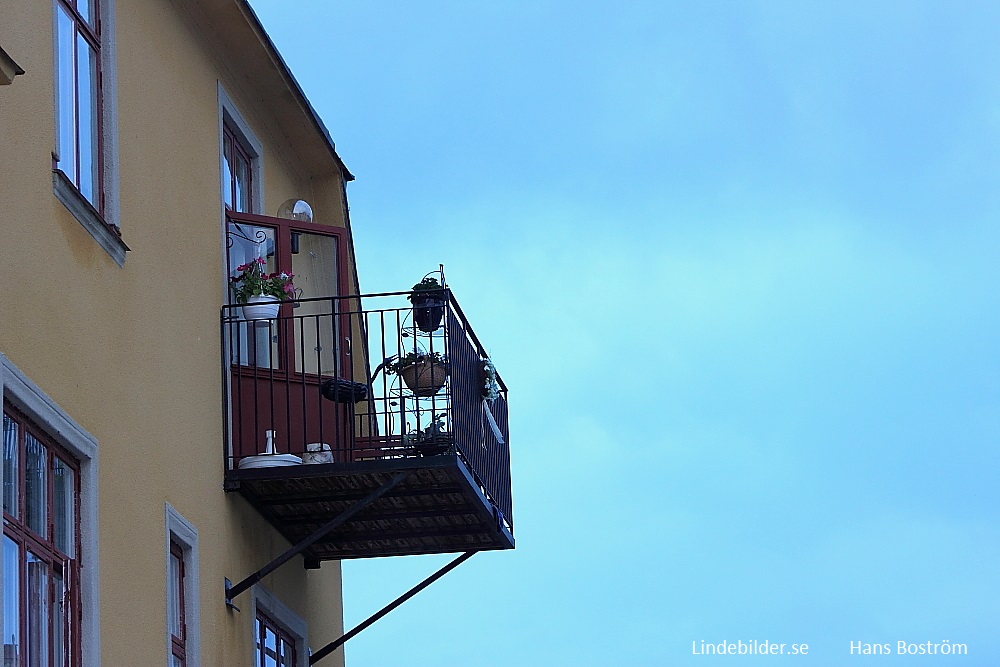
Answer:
[242,295,280,321]
[411,292,445,333]
[408,277,446,333]
[230,257,294,322]
[398,358,449,396]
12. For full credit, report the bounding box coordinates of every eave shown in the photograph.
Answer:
[235,0,354,181]
[172,0,354,181]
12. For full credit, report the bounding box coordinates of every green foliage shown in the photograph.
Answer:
[404,413,449,446]
[230,257,295,304]
[408,276,443,302]
[384,351,447,375]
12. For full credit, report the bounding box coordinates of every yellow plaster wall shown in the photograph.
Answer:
[0,0,349,664]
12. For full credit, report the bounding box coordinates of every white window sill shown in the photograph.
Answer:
[53,169,129,267]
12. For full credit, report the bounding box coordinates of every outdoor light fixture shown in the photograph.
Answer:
[277,199,311,254]
[277,198,313,222]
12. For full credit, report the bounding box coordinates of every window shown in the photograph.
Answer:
[54,0,101,209]
[221,112,270,368]
[165,504,199,667]
[1,354,99,667]
[3,404,80,667]
[255,611,296,667]
[51,0,126,266]
[167,541,186,667]
[223,123,254,214]
[250,585,307,667]
[219,87,263,216]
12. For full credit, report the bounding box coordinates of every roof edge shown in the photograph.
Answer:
[235,1,355,181]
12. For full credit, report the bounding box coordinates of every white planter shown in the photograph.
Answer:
[237,453,302,468]
[242,295,280,321]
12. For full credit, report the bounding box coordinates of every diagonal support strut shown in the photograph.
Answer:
[225,471,410,605]
[309,550,478,665]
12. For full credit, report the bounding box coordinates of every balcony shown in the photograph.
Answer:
[221,288,513,562]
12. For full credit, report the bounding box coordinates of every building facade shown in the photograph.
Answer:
[0,2,512,666]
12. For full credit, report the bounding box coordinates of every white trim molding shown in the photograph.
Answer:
[166,503,201,667]
[51,0,125,267]
[0,353,100,667]
[250,583,309,667]
[218,84,264,214]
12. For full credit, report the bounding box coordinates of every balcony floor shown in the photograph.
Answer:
[224,454,514,561]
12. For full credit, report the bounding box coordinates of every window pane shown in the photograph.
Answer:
[293,233,340,375]
[53,458,76,557]
[255,618,262,667]
[234,151,250,213]
[25,434,47,538]
[78,0,97,29]
[264,626,277,667]
[222,142,234,210]
[167,550,182,638]
[77,35,99,205]
[279,638,294,667]
[55,6,77,180]
[227,224,278,369]
[3,413,17,517]
[53,570,66,667]
[3,536,19,666]
[26,552,49,667]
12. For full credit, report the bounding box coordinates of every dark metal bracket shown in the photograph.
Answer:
[309,550,478,665]
[225,471,410,607]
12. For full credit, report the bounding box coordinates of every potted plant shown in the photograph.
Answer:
[386,351,449,396]
[230,257,295,321]
[406,414,452,456]
[408,277,446,333]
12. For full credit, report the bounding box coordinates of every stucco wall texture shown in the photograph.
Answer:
[0,0,352,664]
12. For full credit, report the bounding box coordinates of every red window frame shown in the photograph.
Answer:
[225,210,352,372]
[2,402,82,667]
[223,123,255,214]
[53,0,104,213]
[168,541,187,667]
[255,610,297,667]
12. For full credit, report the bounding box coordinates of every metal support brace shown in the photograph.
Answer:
[309,550,478,665]
[225,471,410,605]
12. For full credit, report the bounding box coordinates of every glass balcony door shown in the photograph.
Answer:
[291,232,341,376]
[227,219,279,369]
[224,211,352,464]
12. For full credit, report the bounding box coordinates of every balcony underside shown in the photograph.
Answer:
[224,454,515,561]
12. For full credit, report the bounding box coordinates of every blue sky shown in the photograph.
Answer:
[248,2,1000,664]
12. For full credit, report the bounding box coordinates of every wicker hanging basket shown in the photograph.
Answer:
[399,360,449,396]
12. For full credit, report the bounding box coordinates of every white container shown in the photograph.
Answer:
[242,295,280,321]
[237,453,302,468]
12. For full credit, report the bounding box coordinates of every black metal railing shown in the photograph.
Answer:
[445,300,512,532]
[221,289,512,530]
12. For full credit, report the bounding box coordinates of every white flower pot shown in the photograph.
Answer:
[242,295,280,321]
